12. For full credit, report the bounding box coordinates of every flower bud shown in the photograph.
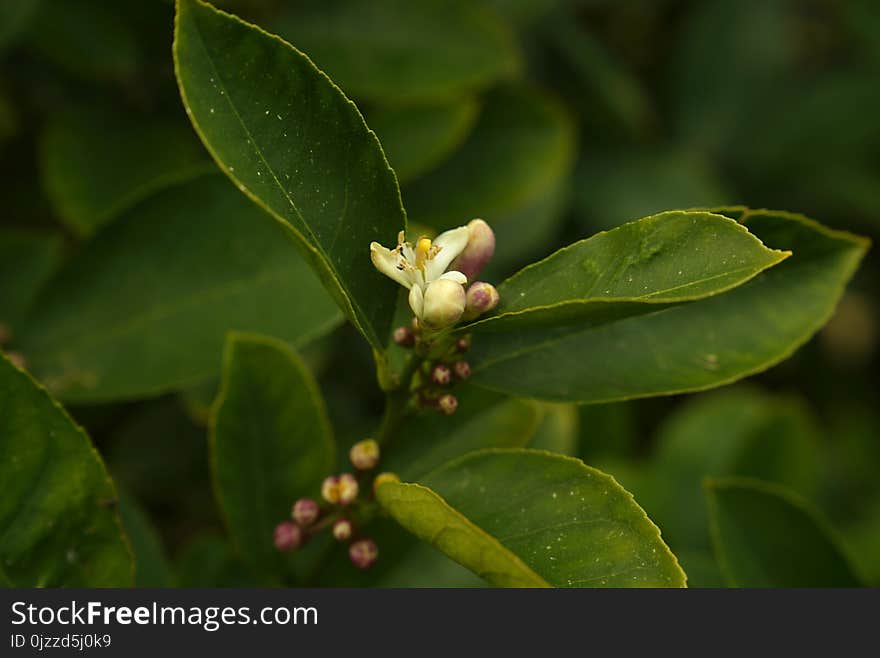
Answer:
[431,364,452,386]
[321,476,340,504]
[421,279,466,329]
[337,473,359,506]
[450,219,495,281]
[349,538,378,569]
[438,393,458,416]
[456,335,471,353]
[464,282,500,319]
[349,439,380,471]
[332,518,353,541]
[393,326,415,347]
[453,361,471,380]
[292,498,320,527]
[373,472,401,496]
[273,521,303,551]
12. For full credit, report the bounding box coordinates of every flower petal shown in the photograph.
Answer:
[370,242,413,288]
[425,226,469,281]
[408,284,424,318]
[438,270,467,285]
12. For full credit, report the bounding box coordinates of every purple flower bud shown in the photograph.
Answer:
[349,538,378,569]
[349,439,380,471]
[337,473,359,506]
[450,219,495,281]
[465,282,500,318]
[438,393,458,416]
[456,336,471,353]
[393,326,415,348]
[332,519,353,541]
[274,521,303,552]
[453,361,471,380]
[431,364,452,386]
[292,498,320,527]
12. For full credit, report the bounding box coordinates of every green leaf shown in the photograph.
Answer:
[118,493,174,587]
[174,0,405,350]
[0,354,133,586]
[16,175,342,403]
[40,104,211,236]
[0,228,62,331]
[381,386,541,480]
[647,387,821,552]
[705,477,862,587]
[404,84,575,233]
[272,0,519,103]
[528,403,579,455]
[0,0,38,50]
[367,98,479,184]
[378,449,686,587]
[471,210,789,332]
[175,533,252,587]
[210,333,335,579]
[469,209,868,402]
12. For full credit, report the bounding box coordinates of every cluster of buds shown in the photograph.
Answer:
[273,439,394,570]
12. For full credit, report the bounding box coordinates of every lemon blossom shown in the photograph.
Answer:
[370,227,470,327]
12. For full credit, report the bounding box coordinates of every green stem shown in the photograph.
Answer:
[375,354,421,448]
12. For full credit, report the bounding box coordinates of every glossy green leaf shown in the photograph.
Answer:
[118,493,174,587]
[647,387,821,552]
[210,333,335,579]
[404,84,575,232]
[0,228,61,331]
[378,449,686,587]
[175,533,252,587]
[16,175,342,403]
[40,105,211,236]
[367,98,479,184]
[272,0,519,103]
[471,210,788,332]
[705,477,862,587]
[0,354,133,586]
[174,0,405,349]
[469,210,868,402]
[381,386,541,480]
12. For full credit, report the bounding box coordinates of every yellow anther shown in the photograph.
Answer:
[416,237,432,268]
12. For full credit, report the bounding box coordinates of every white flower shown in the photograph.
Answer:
[370,227,469,327]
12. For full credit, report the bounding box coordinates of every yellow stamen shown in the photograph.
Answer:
[415,237,432,269]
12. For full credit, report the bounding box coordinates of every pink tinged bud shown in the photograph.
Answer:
[431,364,452,386]
[292,498,320,527]
[456,336,471,353]
[453,361,471,380]
[337,473,359,506]
[465,282,500,318]
[450,219,495,281]
[274,521,303,552]
[332,519,353,542]
[422,279,466,328]
[438,393,458,416]
[393,326,415,347]
[349,538,378,569]
[349,439,380,471]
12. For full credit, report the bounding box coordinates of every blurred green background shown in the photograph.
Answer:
[0,0,877,586]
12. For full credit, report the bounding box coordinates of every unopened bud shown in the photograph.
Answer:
[431,364,452,386]
[6,351,26,369]
[393,326,415,347]
[373,472,401,496]
[273,521,303,551]
[292,498,320,527]
[456,336,471,353]
[349,538,378,569]
[422,278,466,329]
[350,439,380,471]
[438,393,458,416]
[464,282,500,319]
[450,219,495,281]
[321,476,340,504]
[337,473,359,505]
[453,361,471,380]
[332,518,353,541]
